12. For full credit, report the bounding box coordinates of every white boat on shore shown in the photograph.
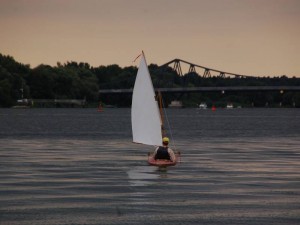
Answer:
[226,103,234,109]
[168,100,182,108]
[199,102,207,109]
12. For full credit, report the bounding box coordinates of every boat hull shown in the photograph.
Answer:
[148,152,180,167]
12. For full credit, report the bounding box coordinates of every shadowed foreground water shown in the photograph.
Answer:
[0,108,299,225]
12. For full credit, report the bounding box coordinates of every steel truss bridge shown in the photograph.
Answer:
[99,59,299,94]
[161,59,272,78]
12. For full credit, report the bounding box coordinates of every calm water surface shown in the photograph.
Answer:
[0,108,299,225]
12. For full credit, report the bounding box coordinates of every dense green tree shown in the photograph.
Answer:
[0,54,30,106]
[75,67,99,101]
[54,67,77,98]
[27,65,56,99]
[0,78,13,106]
[93,64,123,88]
[0,52,300,108]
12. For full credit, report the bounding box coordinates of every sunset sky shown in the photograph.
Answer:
[1,0,299,77]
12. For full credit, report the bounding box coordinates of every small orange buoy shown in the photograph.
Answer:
[97,102,103,112]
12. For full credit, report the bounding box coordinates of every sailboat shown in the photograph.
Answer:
[131,51,180,167]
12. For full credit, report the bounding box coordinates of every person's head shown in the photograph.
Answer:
[162,137,169,146]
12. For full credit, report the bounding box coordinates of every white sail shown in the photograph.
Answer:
[131,53,162,146]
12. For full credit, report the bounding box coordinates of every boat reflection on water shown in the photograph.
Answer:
[127,166,159,186]
[127,166,170,187]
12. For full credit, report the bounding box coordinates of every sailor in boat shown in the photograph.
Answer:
[153,137,176,162]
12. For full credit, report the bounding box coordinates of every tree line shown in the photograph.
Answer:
[1,53,300,108]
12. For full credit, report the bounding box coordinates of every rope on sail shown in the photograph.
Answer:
[161,98,177,152]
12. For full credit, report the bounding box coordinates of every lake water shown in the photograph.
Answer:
[0,108,299,225]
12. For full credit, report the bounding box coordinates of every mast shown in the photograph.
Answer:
[157,91,165,137]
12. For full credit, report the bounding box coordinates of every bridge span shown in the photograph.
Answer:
[160,59,287,78]
[99,86,300,94]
